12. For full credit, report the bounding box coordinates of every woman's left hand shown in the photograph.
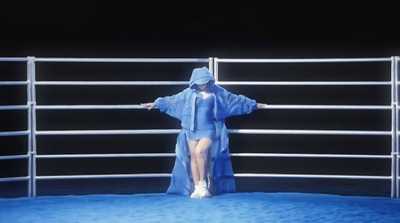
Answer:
[257,103,267,108]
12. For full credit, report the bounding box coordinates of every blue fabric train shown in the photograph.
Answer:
[155,67,258,195]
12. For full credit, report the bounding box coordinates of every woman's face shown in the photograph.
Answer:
[197,83,207,91]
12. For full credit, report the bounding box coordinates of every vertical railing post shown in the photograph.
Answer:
[213,57,219,83]
[27,56,37,197]
[391,56,398,198]
[395,56,400,198]
[27,57,33,197]
[208,57,214,75]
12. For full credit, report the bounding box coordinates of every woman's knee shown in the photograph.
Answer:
[195,147,206,158]
[190,150,198,161]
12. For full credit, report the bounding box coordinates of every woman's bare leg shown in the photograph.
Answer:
[188,140,200,185]
[188,138,212,185]
[195,138,212,181]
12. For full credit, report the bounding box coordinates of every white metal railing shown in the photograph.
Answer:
[0,57,32,196]
[36,81,190,86]
[216,81,391,86]
[229,153,391,159]
[34,58,209,63]
[214,58,391,63]
[0,56,399,198]
[31,57,212,197]
[214,56,398,199]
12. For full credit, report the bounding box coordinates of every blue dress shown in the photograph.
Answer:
[186,95,216,141]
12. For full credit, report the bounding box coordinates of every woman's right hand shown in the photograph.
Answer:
[141,102,156,110]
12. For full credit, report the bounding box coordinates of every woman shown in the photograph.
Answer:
[141,67,266,198]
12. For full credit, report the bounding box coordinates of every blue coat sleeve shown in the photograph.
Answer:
[218,86,258,118]
[154,89,188,121]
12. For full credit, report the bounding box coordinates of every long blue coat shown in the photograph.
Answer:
[155,67,258,195]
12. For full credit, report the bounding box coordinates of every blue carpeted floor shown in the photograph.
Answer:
[1,192,399,223]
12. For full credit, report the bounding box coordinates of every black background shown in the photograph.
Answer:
[1,1,399,58]
[1,2,399,197]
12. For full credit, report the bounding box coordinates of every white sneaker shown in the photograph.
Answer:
[198,180,211,198]
[190,185,201,199]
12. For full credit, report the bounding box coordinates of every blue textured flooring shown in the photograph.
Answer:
[1,192,400,223]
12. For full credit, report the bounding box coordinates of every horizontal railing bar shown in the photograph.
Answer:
[216,81,391,86]
[36,105,149,110]
[0,105,30,110]
[230,153,391,159]
[35,104,392,110]
[265,105,392,110]
[216,58,391,63]
[35,58,210,63]
[35,129,391,136]
[34,173,390,181]
[229,129,391,136]
[0,176,30,182]
[233,173,391,180]
[0,81,29,86]
[35,81,392,86]
[0,57,29,62]
[35,153,391,159]
[37,153,176,159]
[0,155,30,160]
[0,57,392,63]
[36,173,172,180]
[35,81,189,86]
[36,129,181,135]
[0,131,29,137]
